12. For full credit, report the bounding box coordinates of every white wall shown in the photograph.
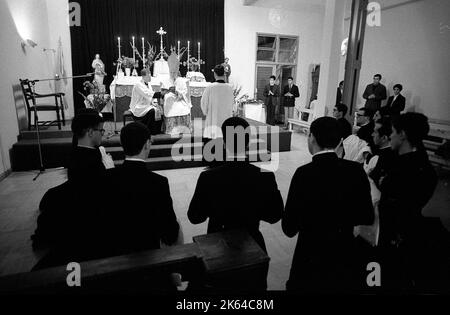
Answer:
[0,0,71,174]
[224,0,325,108]
[340,0,450,120]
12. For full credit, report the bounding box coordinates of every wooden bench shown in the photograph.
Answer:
[0,230,269,294]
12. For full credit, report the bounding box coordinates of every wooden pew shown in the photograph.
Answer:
[193,229,270,291]
[0,230,270,294]
[0,244,203,294]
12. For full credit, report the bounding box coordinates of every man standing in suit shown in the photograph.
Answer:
[105,122,180,256]
[263,75,280,126]
[383,84,405,116]
[336,80,344,105]
[282,76,300,127]
[188,117,283,253]
[362,74,387,112]
[188,117,283,289]
[282,117,374,292]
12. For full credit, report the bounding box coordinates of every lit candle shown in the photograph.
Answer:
[142,37,145,67]
[187,41,190,70]
[198,42,200,70]
[177,40,180,56]
[132,36,135,61]
[118,37,121,58]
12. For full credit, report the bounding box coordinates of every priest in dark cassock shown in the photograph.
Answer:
[263,75,280,126]
[282,76,299,127]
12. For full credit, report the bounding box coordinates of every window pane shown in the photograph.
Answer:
[258,36,276,49]
[257,50,275,62]
[279,37,297,50]
[278,50,296,63]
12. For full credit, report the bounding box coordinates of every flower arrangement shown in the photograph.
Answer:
[121,56,137,68]
[78,81,111,112]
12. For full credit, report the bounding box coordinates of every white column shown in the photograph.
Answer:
[315,0,345,118]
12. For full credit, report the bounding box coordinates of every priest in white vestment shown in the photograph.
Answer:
[200,64,234,139]
[129,69,155,117]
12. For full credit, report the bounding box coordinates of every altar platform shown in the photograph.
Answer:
[10,118,292,172]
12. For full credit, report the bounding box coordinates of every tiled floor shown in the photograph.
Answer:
[0,130,449,290]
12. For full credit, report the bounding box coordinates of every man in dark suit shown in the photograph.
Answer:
[263,75,280,126]
[282,117,374,292]
[362,74,387,112]
[369,116,396,188]
[104,122,180,256]
[356,107,375,156]
[32,109,109,269]
[282,76,300,127]
[383,84,405,116]
[336,80,344,105]
[68,108,106,183]
[333,103,352,140]
[188,117,283,254]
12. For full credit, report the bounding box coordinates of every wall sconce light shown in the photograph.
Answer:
[21,39,37,50]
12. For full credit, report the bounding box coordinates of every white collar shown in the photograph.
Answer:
[125,157,146,162]
[380,144,391,150]
[313,149,336,157]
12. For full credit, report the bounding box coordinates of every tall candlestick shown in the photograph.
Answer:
[118,37,121,58]
[132,36,135,61]
[198,42,200,71]
[177,40,180,56]
[142,37,145,67]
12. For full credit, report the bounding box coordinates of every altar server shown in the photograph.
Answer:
[201,64,234,139]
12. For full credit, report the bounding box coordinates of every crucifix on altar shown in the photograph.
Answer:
[156,27,167,58]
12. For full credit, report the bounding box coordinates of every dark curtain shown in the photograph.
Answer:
[70,0,224,112]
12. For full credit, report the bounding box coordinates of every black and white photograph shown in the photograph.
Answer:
[0,0,449,308]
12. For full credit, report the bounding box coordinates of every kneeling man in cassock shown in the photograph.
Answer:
[129,69,162,135]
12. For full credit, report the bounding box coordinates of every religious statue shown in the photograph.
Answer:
[222,57,231,83]
[92,54,106,85]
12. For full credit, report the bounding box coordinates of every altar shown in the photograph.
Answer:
[110,75,161,122]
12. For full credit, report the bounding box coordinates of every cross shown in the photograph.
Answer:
[156,27,167,56]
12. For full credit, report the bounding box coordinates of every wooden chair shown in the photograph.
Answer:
[122,110,136,126]
[20,79,66,130]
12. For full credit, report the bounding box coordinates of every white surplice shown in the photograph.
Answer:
[129,81,154,117]
[200,82,234,139]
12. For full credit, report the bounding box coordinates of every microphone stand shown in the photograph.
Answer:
[24,73,93,181]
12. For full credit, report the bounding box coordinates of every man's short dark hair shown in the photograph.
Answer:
[141,68,150,77]
[392,112,429,147]
[120,122,151,156]
[310,117,341,149]
[358,107,374,119]
[213,64,225,77]
[71,108,103,138]
[287,76,293,80]
[374,74,382,79]
[339,80,344,86]
[393,84,403,91]
[221,117,251,153]
[269,75,276,80]
[335,103,348,116]
[375,116,392,138]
